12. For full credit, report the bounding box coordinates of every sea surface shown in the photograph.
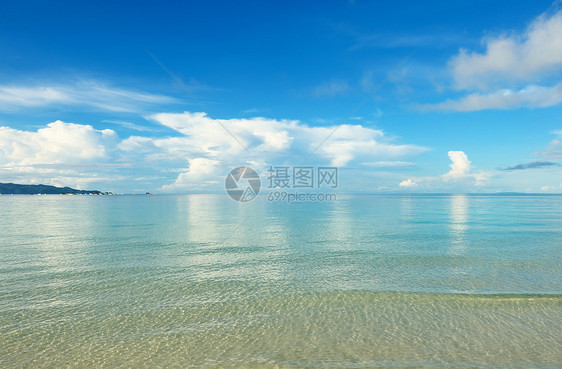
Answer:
[0,194,560,368]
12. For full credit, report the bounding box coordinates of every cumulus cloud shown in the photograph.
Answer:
[450,9,562,90]
[422,8,562,112]
[0,81,178,112]
[0,121,120,188]
[1,113,427,192]
[137,112,295,163]
[161,158,221,191]
[132,112,427,190]
[398,150,488,189]
[442,151,471,179]
[399,179,417,188]
[442,150,488,185]
[125,112,427,178]
[0,120,117,166]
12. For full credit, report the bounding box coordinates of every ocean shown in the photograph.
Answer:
[0,194,560,368]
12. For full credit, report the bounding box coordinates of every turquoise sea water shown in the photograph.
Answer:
[0,194,560,368]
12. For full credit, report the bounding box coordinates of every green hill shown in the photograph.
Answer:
[0,183,102,195]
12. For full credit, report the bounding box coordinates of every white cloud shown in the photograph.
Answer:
[421,82,562,111]
[309,127,426,167]
[118,112,427,191]
[443,151,471,180]
[0,120,117,166]
[442,150,488,185]
[0,113,428,192]
[142,112,295,162]
[118,136,157,153]
[0,81,178,112]
[399,179,417,188]
[450,9,562,90]
[142,111,427,168]
[0,121,122,189]
[423,8,562,112]
[161,158,221,191]
[398,151,489,190]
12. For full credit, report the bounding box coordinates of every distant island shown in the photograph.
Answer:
[0,182,112,195]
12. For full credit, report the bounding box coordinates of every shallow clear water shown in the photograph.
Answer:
[0,194,560,368]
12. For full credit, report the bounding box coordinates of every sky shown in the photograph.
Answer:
[0,0,561,193]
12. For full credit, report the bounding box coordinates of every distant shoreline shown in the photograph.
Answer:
[0,182,112,195]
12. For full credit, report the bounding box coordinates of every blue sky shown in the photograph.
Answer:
[0,0,561,193]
